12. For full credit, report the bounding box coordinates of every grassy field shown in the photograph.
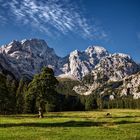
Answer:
[0,109,140,140]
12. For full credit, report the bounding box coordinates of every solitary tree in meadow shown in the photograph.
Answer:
[25,67,58,118]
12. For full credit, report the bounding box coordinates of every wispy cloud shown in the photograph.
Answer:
[0,15,6,24]
[0,0,108,40]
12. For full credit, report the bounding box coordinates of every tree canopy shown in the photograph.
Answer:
[25,67,58,117]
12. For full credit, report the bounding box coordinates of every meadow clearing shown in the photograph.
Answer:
[0,109,140,140]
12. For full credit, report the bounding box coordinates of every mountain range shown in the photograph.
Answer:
[0,38,139,81]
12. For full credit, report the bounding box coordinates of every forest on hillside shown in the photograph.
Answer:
[0,67,140,115]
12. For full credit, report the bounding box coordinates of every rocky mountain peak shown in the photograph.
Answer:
[58,46,109,80]
[85,46,107,54]
[1,38,49,55]
[0,39,60,79]
[112,53,131,59]
[69,50,80,56]
[85,46,109,62]
[1,40,21,54]
[0,38,139,81]
[21,38,48,49]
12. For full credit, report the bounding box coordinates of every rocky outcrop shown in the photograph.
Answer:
[92,53,140,81]
[73,72,140,99]
[59,46,109,80]
[120,72,140,99]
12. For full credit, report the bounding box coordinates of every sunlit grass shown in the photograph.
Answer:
[0,109,140,140]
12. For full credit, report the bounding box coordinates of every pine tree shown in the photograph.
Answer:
[0,74,16,114]
[16,78,28,113]
[85,95,98,111]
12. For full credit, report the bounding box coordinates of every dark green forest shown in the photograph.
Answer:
[0,67,140,115]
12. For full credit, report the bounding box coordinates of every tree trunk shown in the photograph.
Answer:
[38,107,44,118]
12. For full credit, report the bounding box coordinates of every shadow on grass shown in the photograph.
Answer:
[112,116,140,119]
[0,120,140,128]
[1,115,140,119]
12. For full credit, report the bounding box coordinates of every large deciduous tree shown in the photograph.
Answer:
[25,67,58,118]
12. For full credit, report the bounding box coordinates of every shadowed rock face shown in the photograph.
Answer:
[0,38,140,81]
[0,39,59,79]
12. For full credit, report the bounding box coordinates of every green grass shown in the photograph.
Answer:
[0,109,140,140]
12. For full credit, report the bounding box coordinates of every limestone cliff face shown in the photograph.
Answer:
[120,72,140,99]
[0,39,109,80]
[59,46,109,80]
[73,53,140,96]
[73,72,140,99]
[0,39,140,85]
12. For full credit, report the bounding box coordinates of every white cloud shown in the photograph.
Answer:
[0,0,108,40]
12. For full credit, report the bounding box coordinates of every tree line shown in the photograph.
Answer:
[0,67,140,116]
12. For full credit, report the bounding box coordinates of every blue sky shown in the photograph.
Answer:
[0,0,140,62]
